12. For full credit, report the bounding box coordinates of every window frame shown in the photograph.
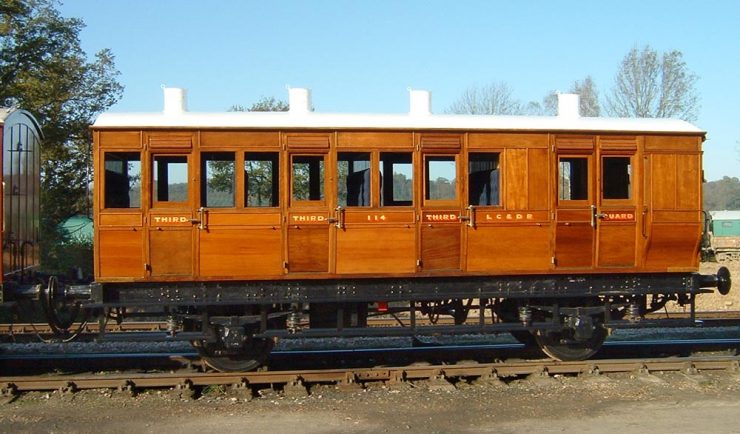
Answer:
[151,153,191,208]
[600,154,634,205]
[102,151,142,210]
[423,153,459,207]
[290,153,327,207]
[467,152,502,208]
[557,154,592,206]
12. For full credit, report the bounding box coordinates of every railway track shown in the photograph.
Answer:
[2,310,739,338]
[1,354,738,398]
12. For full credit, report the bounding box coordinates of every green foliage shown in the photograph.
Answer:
[40,224,93,278]
[704,177,740,210]
[0,0,123,270]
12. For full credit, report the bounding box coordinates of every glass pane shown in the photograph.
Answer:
[425,156,456,200]
[602,157,631,200]
[380,153,412,206]
[104,153,141,208]
[153,155,188,203]
[469,153,500,206]
[337,153,370,207]
[559,157,589,201]
[245,152,279,207]
[292,155,324,201]
[202,152,235,207]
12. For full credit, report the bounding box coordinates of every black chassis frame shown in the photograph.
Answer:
[83,271,714,341]
[93,272,703,307]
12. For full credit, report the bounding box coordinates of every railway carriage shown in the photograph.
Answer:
[2,88,731,371]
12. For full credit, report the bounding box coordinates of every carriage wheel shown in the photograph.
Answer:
[534,324,607,361]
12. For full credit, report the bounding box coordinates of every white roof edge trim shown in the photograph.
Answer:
[92,111,704,134]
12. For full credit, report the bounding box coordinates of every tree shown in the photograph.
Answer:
[229,96,289,113]
[205,97,290,198]
[605,45,699,121]
[0,0,123,270]
[571,76,600,117]
[704,177,740,210]
[446,82,523,115]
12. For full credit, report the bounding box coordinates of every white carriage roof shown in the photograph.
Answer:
[92,88,705,135]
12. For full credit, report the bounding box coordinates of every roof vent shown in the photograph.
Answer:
[409,89,431,116]
[289,88,312,114]
[163,87,187,115]
[557,93,580,118]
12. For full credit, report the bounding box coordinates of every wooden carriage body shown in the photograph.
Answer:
[91,89,705,287]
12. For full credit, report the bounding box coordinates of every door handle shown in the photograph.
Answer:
[194,207,207,230]
[458,205,475,227]
[333,206,345,229]
[591,205,606,228]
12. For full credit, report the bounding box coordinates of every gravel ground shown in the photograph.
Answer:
[0,369,738,433]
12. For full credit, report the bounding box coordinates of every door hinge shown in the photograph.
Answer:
[416,259,422,267]
[551,256,556,265]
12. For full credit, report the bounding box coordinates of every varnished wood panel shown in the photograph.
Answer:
[98,229,144,278]
[469,133,548,149]
[421,225,460,271]
[418,134,462,150]
[99,131,141,149]
[337,132,412,149]
[645,136,700,152]
[676,154,700,209]
[99,213,143,227]
[467,226,550,272]
[652,210,702,223]
[504,149,528,209]
[528,148,550,210]
[149,229,192,276]
[200,228,282,276]
[200,131,279,148]
[597,223,636,267]
[644,223,701,268]
[336,226,415,274]
[146,132,194,149]
[207,212,281,226]
[599,136,637,150]
[555,223,593,268]
[285,133,331,149]
[650,154,677,210]
[288,226,329,272]
[555,135,594,150]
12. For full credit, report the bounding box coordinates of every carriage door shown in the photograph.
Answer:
[419,135,463,271]
[555,136,637,269]
[595,140,637,268]
[554,136,595,268]
[286,144,333,274]
[147,152,196,278]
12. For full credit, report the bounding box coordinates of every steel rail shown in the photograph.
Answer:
[0,355,738,394]
[2,311,739,336]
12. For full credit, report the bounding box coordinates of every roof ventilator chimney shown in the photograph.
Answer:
[557,93,580,118]
[289,88,312,114]
[163,87,187,115]
[409,89,431,116]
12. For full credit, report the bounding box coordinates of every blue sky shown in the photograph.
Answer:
[60,0,739,181]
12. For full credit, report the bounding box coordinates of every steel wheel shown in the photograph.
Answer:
[534,325,607,361]
[194,337,273,372]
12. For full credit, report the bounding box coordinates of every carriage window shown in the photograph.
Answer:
[380,152,412,206]
[292,155,324,202]
[338,153,370,207]
[469,153,500,206]
[602,157,631,200]
[201,153,235,208]
[104,153,141,208]
[559,157,589,201]
[245,152,279,207]
[153,155,188,203]
[425,155,456,201]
